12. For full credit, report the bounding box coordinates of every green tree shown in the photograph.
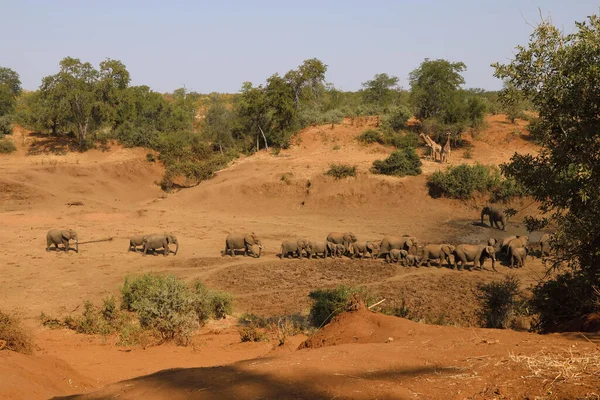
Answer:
[493,14,600,330]
[498,81,526,123]
[361,73,400,109]
[203,94,234,154]
[0,67,21,116]
[266,73,297,146]
[409,59,466,121]
[236,82,270,151]
[284,58,327,108]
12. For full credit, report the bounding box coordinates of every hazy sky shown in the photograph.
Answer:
[2,0,598,93]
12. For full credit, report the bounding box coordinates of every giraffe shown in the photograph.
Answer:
[420,133,442,161]
[441,132,451,163]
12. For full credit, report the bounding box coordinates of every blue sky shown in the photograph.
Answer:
[2,0,598,93]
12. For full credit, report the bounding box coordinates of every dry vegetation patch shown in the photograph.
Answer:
[0,310,33,354]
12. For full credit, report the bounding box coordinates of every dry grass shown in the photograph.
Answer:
[510,348,600,384]
[0,310,34,354]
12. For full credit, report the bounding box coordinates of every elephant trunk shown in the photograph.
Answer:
[481,210,485,224]
[75,240,79,253]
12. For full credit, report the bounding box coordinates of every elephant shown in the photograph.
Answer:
[334,243,346,258]
[405,254,420,267]
[481,206,507,231]
[46,229,79,253]
[326,232,357,255]
[539,233,554,257]
[223,233,262,257]
[418,244,455,268]
[308,241,333,259]
[279,238,310,259]
[377,235,417,258]
[142,233,178,256]
[128,234,146,252]
[452,244,497,271]
[351,240,378,259]
[505,236,529,262]
[510,246,529,268]
[500,236,518,255]
[387,249,408,264]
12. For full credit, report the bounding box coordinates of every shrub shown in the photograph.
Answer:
[463,147,473,159]
[121,274,198,343]
[370,148,422,177]
[308,285,371,327]
[325,164,357,179]
[191,280,233,322]
[146,153,156,162]
[0,115,12,135]
[384,132,419,149]
[427,163,528,202]
[0,310,34,354]
[380,298,412,319]
[477,275,523,329]
[238,325,268,342]
[356,129,383,144]
[0,138,16,153]
[427,164,500,199]
[529,271,598,332]
[381,105,411,132]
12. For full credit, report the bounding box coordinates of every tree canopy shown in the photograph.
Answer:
[361,73,400,109]
[493,14,600,330]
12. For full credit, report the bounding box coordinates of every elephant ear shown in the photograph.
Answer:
[62,231,71,240]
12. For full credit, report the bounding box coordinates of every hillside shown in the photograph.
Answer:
[2,115,596,400]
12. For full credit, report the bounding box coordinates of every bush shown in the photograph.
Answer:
[146,153,156,162]
[476,275,523,329]
[325,164,357,179]
[529,271,598,332]
[427,164,499,199]
[121,274,198,343]
[489,177,528,203]
[370,148,422,177]
[0,138,16,153]
[356,129,383,144]
[238,325,268,342]
[308,285,371,327]
[121,274,233,343]
[0,115,12,135]
[191,280,233,322]
[0,310,34,354]
[383,132,419,149]
[381,105,411,132]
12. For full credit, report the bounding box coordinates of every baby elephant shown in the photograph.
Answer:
[334,243,346,258]
[510,246,529,268]
[46,229,79,253]
[405,254,419,267]
[128,234,146,252]
[386,249,407,264]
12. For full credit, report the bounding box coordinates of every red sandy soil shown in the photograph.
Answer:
[1,116,598,399]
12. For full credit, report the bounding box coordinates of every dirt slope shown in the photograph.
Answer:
[60,306,600,400]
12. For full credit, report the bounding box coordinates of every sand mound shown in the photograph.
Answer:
[0,350,95,400]
[299,304,425,350]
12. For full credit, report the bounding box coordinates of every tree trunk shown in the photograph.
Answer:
[218,135,223,154]
[78,121,88,150]
[258,125,269,151]
[256,134,259,152]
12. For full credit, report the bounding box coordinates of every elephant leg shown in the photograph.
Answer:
[437,255,444,268]
[63,240,70,252]
[142,243,149,256]
[164,241,169,257]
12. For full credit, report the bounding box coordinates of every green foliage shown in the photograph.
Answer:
[308,285,371,327]
[493,14,600,322]
[0,84,16,117]
[383,132,419,149]
[409,59,466,121]
[325,163,357,179]
[0,115,12,135]
[0,310,33,354]
[529,271,598,332]
[477,276,523,329]
[238,325,269,342]
[190,280,233,322]
[0,67,22,97]
[356,129,383,144]
[0,138,16,153]
[361,73,400,109]
[381,105,411,132]
[371,148,422,177]
[427,164,498,200]
[203,94,234,153]
[121,274,233,343]
[498,81,527,123]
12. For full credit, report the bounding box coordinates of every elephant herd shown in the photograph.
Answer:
[44,223,555,272]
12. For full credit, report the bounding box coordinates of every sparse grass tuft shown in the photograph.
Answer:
[0,138,16,154]
[510,349,600,383]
